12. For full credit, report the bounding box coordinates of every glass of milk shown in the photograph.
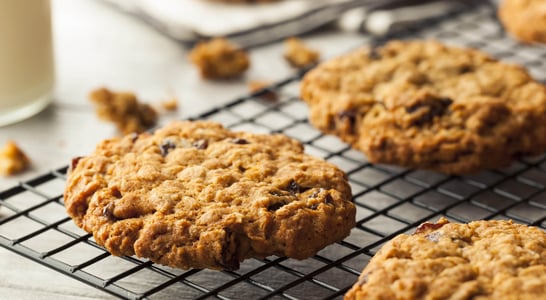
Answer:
[0,0,55,126]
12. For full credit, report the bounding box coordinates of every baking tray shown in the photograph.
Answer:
[1,3,545,299]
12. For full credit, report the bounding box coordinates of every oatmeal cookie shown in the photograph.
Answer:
[345,218,546,300]
[64,120,355,270]
[189,38,250,79]
[300,40,546,174]
[498,0,546,43]
[89,88,158,135]
[284,37,320,68]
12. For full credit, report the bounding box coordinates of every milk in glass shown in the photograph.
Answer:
[0,0,54,126]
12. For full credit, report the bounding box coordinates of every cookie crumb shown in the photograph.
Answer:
[89,87,158,135]
[248,80,278,101]
[0,140,31,176]
[160,98,179,111]
[189,38,250,79]
[284,37,320,68]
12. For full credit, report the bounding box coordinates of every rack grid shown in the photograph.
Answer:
[1,3,545,299]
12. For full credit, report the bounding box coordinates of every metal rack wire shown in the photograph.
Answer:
[1,3,545,300]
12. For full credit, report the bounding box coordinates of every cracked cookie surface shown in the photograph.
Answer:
[64,120,355,270]
[345,218,546,300]
[300,40,546,174]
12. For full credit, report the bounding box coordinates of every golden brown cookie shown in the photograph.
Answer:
[300,40,546,174]
[284,37,320,68]
[64,120,355,270]
[345,218,546,300]
[498,0,546,43]
[189,38,250,80]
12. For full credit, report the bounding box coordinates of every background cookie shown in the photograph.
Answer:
[300,40,546,174]
[64,121,355,270]
[345,218,546,299]
[188,38,250,80]
[498,0,546,43]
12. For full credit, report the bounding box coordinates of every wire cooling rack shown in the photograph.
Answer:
[1,3,546,300]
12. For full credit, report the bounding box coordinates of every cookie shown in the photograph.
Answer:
[498,0,546,43]
[300,40,546,174]
[345,218,546,300]
[189,38,250,80]
[284,37,320,68]
[89,88,158,135]
[64,120,355,270]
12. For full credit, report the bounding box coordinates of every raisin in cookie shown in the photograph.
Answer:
[345,218,546,300]
[498,0,546,44]
[64,121,355,270]
[300,40,546,174]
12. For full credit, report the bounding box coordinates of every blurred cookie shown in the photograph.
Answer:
[498,0,546,43]
[189,37,250,79]
[300,40,546,174]
[64,120,355,270]
[345,218,546,299]
[284,37,320,68]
